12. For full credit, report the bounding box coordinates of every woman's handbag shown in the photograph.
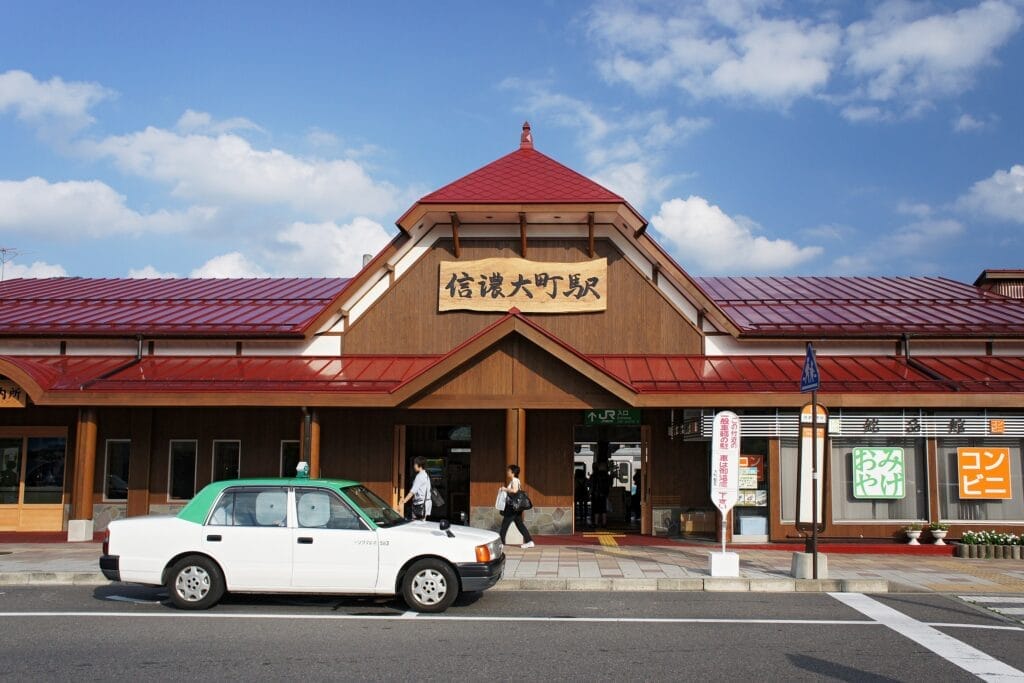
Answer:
[509,490,533,512]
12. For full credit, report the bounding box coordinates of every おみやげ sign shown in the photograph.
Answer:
[852,447,905,499]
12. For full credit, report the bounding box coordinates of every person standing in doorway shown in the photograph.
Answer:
[499,464,534,549]
[401,456,432,520]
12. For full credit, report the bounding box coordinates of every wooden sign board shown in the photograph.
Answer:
[439,257,607,313]
[0,380,26,408]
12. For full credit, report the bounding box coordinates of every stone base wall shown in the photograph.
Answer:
[653,506,682,537]
[470,506,573,535]
[92,503,127,532]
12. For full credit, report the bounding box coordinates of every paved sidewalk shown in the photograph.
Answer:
[3,540,1024,593]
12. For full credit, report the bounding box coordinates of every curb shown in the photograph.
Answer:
[0,572,890,593]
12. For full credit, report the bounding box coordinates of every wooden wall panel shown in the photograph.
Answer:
[426,343,514,400]
[524,410,575,507]
[344,238,702,356]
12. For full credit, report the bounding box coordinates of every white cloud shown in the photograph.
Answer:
[896,201,933,218]
[587,4,841,105]
[187,217,392,278]
[585,1,1022,119]
[190,252,268,278]
[128,265,178,278]
[81,123,401,219]
[887,218,964,253]
[845,0,1022,114]
[651,196,822,273]
[958,164,1024,222]
[0,69,113,133]
[0,260,67,279]
[0,177,217,238]
[952,113,995,132]
[592,162,672,210]
[175,109,264,135]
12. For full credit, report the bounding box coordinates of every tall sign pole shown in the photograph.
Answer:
[800,343,822,579]
[709,411,741,576]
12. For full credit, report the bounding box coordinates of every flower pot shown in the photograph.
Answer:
[956,544,968,558]
[1013,546,1021,560]
[906,530,922,545]
[931,529,948,545]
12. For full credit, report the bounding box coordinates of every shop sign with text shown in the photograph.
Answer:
[439,257,607,313]
[957,447,1012,499]
[0,380,26,408]
[584,408,640,426]
[852,447,905,499]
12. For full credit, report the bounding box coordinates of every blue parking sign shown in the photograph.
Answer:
[800,344,820,392]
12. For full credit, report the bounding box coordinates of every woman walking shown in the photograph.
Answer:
[499,464,534,549]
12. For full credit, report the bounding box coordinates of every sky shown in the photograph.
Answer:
[0,0,1022,284]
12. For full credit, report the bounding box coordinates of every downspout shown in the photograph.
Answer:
[901,333,960,392]
[80,335,144,389]
[301,406,312,463]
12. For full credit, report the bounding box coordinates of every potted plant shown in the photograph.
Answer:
[928,522,950,545]
[904,523,923,545]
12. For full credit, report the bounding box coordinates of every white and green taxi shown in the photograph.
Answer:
[99,477,504,612]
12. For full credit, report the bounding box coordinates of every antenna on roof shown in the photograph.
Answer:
[520,121,533,150]
[0,247,21,282]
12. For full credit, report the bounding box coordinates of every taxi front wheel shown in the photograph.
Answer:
[402,559,459,613]
[167,555,225,610]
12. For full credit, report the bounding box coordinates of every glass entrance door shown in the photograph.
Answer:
[0,435,68,531]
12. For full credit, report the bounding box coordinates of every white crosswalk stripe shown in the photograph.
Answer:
[960,595,1024,624]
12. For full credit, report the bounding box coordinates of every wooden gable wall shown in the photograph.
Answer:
[343,237,703,355]
[409,336,628,409]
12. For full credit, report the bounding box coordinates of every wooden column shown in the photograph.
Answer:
[505,408,526,470]
[926,437,941,523]
[126,408,152,517]
[310,411,321,478]
[71,408,98,521]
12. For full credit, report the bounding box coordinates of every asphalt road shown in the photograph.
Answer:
[1,587,1022,681]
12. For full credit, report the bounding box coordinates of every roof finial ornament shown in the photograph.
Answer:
[520,121,533,150]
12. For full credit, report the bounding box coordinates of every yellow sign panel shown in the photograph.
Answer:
[0,380,26,408]
[439,257,607,313]
[957,447,1012,499]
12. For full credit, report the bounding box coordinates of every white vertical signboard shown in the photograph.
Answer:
[711,410,741,553]
[796,403,828,529]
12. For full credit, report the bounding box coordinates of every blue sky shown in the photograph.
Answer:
[1,0,1022,283]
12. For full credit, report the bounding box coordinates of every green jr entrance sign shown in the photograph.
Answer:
[584,408,640,426]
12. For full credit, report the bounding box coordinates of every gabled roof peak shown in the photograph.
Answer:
[520,121,533,150]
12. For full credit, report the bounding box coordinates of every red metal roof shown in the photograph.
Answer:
[8,352,1023,397]
[417,147,625,205]
[696,276,1024,337]
[590,355,958,393]
[5,355,438,393]
[0,278,349,338]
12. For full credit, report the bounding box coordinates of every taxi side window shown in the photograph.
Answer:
[209,488,287,527]
[296,489,365,530]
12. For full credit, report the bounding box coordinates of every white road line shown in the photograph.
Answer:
[998,608,1024,616]
[962,597,1024,604]
[830,592,1024,683]
[929,623,1024,632]
[400,611,418,618]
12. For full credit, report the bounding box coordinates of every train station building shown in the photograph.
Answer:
[2,123,1024,543]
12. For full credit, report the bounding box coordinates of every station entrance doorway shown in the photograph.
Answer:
[572,424,647,534]
[402,425,471,524]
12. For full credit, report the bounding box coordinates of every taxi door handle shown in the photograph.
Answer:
[297,537,313,544]
[206,535,222,542]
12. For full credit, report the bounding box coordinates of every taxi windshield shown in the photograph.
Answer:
[343,485,407,528]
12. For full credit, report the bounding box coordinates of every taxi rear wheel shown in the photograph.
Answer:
[402,559,458,613]
[167,555,225,610]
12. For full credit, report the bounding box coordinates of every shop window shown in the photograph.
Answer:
[23,437,67,504]
[938,439,1024,522]
[733,438,769,536]
[212,440,241,482]
[168,440,197,500]
[280,440,300,477]
[780,439,798,522]
[104,440,130,501]
[0,437,22,504]
[830,438,927,522]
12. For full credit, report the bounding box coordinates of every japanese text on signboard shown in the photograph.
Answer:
[438,258,607,313]
[957,447,1012,500]
[852,447,905,499]
[0,381,26,408]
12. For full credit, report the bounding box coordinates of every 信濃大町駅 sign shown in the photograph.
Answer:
[0,380,26,408]
[439,257,607,313]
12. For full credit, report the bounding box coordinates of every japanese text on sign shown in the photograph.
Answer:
[0,381,26,408]
[710,411,741,514]
[957,447,1013,500]
[852,447,905,499]
[438,258,607,313]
